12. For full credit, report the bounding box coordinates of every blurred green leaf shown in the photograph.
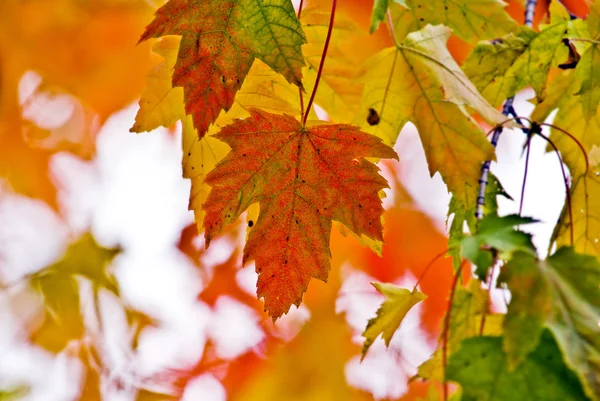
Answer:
[447,332,589,401]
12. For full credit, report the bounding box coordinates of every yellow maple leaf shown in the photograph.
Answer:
[357,25,507,207]
[361,283,426,359]
[389,0,517,44]
[532,71,600,256]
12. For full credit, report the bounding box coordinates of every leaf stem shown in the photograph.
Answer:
[412,248,452,292]
[476,0,537,220]
[302,0,336,124]
[297,0,305,120]
[534,131,575,246]
[479,258,498,335]
[442,260,465,401]
[519,133,533,216]
[386,9,401,48]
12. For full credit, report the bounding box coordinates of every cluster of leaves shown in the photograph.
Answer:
[3,0,600,400]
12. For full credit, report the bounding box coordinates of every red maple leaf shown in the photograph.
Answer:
[203,109,397,319]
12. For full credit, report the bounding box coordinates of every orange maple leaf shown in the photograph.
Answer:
[203,109,397,319]
[139,0,307,135]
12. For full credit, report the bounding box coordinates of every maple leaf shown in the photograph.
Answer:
[447,173,513,270]
[447,332,589,401]
[140,0,307,135]
[497,247,600,399]
[388,0,517,44]
[498,251,553,368]
[203,109,397,319]
[131,36,186,133]
[461,214,537,280]
[361,283,426,359]
[463,2,583,106]
[358,25,507,207]
[532,71,600,257]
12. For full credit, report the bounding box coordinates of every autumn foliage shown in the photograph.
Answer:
[2,0,600,400]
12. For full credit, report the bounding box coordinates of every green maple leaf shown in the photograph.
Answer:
[461,214,537,280]
[357,24,508,208]
[498,247,600,399]
[447,173,512,270]
[498,252,553,368]
[463,1,584,107]
[388,0,517,44]
[139,0,307,135]
[361,283,426,359]
[447,332,589,401]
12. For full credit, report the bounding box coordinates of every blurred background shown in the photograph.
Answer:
[0,0,586,400]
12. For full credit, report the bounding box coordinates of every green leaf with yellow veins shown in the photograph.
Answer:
[498,251,553,369]
[357,25,507,208]
[447,332,589,401]
[131,36,185,133]
[29,234,121,353]
[361,283,426,359]
[464,2,582,107]
[418,280,503,381]
[388,0,517,44]
[462,27,537,107]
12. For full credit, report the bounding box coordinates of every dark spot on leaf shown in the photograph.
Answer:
[221,76,226,83]
[284,260,287,265]
[419,18,424,22]
[271,274,275,278]
[367,108,380,126]
[286,236,289,241]
[248,220,254,227]
[188,152,191,156]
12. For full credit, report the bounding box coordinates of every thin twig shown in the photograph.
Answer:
[519,133,533,216]
[534,131,575,246]
[412,248,452,292]
[476,0,537,220]
[442,260,466,401]
[297,0,305,120]
[302,0,336,124]
[479,257,498,335]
